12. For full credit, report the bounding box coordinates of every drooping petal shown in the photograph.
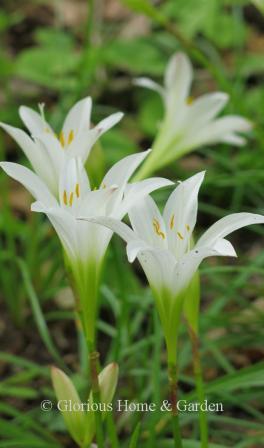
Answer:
[0,122,56,190]
[164,52,193,115]
[116,177,174,218]
[163,171,205,259]
[62,97,92,135]
[129,195,167,249]
[0,162,57,206]
[197,213,264,249]
[212,238,237,257]
[172,242,236,296]
[182,115,252,149]
[134,77,165,97]
[19,105,52,135]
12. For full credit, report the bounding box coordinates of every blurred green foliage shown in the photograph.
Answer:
[1,0,264,447]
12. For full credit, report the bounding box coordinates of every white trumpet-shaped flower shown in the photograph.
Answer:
[0,150,172,343]
[83,171,264,362]
[0,97,123,196]
[134,52,252,179]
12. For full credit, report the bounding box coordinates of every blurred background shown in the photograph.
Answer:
[0,1,264,447]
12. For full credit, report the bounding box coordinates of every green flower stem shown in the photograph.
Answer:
[88,345,105,448]
[188,325,209,448]
[168,362,183,448]
[132,126,184,182]
[132,132,168,182]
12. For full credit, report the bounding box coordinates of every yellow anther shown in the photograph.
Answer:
[153,219,165,240]
[170,214,175,230]
[59,131,65,147]
[63,190,68,205]
[186,96,194,105]
[186,224,190,232]
[177,231,184,240]
[69,192,74,207]
[68,129,74,145]
[101,183,106,189]
[75,183,80,198]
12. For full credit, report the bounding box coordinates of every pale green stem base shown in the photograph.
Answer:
[168,363,183,448]
[88,345,105,448]
[188,326,209,448]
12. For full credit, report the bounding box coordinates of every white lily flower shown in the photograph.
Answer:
[0,150,172,343]
[134,52,252,179]
[83,171,264,362]
[0,97,123,196]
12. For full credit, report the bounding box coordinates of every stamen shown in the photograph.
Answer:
[68,129,74,145]
[59,131,65,147]
[186,96,194,105]
[177,231,184,240]
[75,183,80,198]
[153,218,165,240]
[63,190,68,205]
[101,183,106,189]
[69,192,74,207]
[186,224,190,232]
[170,214,175,230]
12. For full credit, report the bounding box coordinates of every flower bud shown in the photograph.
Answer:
[98,362,119,409]
[51,367,86,446]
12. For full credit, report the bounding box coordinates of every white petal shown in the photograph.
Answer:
[78,216,136,243]
[58,157,90,215]
[163,171,205,258]
[102,150,150,190]
[31,202,78,261]
[62,97,92,135]
[77,219,113,263]
[197,213,264,248]
[220,133,246,146]
[67,128,101,162]
[128,195,167,249]
[184,92,229,130]
[19,105,52,135]
[184,116,252,149]
[78,187,117,218]
[0,122,56,190]
[34,132,64,181]
[164,52,193,114]
[0,162,57,206]
[172,243,235,296]
[136,246,176,294]
[134,77,165,97]
[95,112,124,135]
[117,177,174,218]
[212,238,237,257]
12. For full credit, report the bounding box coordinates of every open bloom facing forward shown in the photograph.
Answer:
[84,171,264,361]
[0,150,172,342]
[134,52,252,179]
[0,97,123,196]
